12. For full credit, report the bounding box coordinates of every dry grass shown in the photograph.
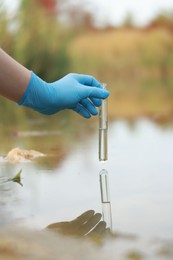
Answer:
[69,28,173,119]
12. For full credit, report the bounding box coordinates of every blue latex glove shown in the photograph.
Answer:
[18,72,110,118]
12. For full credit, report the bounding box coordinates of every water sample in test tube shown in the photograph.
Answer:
[99,83,108,161]
[99,169,112,230]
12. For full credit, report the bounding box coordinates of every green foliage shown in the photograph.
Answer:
[0,4,14,54]
[0,169,23,187]
[10,169,23,187]
[15,0,71,81]
[123,12,134,28]
[0,0,71,81]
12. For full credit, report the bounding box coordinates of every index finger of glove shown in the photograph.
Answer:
[78,85,110,100]
[74,74,102,88]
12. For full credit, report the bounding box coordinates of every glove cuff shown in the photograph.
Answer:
[17,71,45,110]
[18,71,34,106]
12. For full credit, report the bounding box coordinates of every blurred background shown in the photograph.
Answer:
[1,0,173,246]
[1,0,173,121]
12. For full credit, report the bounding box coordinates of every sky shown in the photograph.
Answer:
[2,0,173,27]
[90,0,173,26]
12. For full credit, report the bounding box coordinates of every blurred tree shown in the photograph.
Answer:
[12,0,71,81]
[122,12,134,28]
[53,0,95,30]
[0,6,14,54]
[37,0,57,14]
[149,11,173,33]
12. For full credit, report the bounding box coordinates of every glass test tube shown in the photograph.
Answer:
[99,83,108,161]
[99,169,112,230]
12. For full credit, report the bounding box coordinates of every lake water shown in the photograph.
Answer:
[0,117,173,241]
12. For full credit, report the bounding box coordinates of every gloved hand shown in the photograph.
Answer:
[18,72,110,118]
[46,210,109,237]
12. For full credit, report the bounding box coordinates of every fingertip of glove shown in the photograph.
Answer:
[100,89,110,99]
[104,90,110,97]
[85,114,91,119]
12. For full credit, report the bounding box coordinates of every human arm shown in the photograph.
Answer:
[0,48,109,118]
[0,48,31,103]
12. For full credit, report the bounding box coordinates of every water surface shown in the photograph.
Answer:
[0,118,173,241]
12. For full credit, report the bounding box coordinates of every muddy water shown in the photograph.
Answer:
[0,118,173,242]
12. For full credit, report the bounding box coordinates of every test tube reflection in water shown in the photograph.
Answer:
[99,169,112,230]
[99,83,108,161]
